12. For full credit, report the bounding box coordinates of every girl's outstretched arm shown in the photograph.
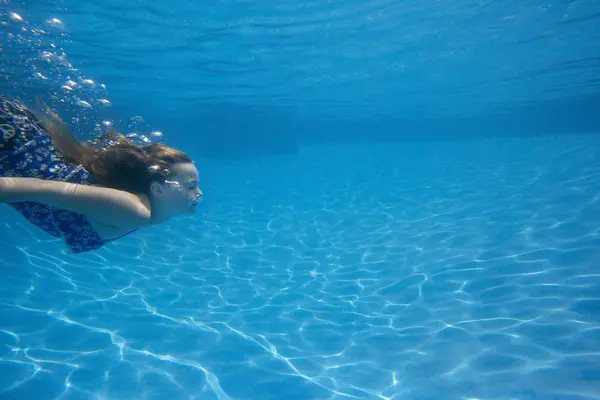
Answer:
[0,177,151,229]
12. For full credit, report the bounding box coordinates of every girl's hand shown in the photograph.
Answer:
[0,178,11,203]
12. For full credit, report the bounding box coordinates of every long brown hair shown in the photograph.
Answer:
[30,99,192,194]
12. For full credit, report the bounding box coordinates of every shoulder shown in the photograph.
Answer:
[84,189,151,239]
[85,185,152,223]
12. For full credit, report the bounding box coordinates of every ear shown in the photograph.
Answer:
[150,181,164,197]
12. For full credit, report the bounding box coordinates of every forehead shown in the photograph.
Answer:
[170,162,199,181]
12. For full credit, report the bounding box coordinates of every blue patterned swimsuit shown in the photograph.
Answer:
[0,95,132,253]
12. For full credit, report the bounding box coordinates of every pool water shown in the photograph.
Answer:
[2,0,600,398]
[2,135,600,399]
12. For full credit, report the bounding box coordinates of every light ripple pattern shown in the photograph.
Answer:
[2,0,600,120]
[1,134,600,399]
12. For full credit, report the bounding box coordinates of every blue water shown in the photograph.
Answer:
[2,1,600,399]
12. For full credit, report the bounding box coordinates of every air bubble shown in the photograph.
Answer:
[80,79,95,87]
[9,12,23,23]
[75,100,91,109]
[45,18,64,30]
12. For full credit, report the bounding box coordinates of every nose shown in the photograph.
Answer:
[195,189,203,200]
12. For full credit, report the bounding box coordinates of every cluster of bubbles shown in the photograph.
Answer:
[1,9,166,147]
[123,115,164,147]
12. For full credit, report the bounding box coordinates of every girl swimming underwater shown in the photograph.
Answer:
[0,94,203,253]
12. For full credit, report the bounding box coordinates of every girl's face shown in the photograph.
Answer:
[150,162,203,217]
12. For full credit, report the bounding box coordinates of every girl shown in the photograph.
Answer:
[0,95,203,253]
